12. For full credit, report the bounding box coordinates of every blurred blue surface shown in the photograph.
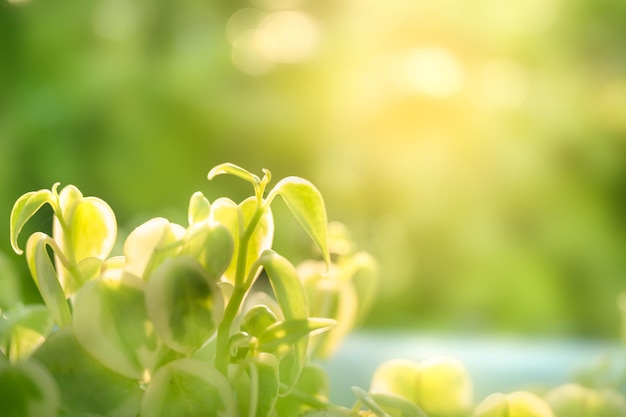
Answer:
[321,331,624,406]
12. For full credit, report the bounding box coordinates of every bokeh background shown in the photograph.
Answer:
[2,0,626,340]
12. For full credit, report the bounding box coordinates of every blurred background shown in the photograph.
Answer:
[1,0,626,340]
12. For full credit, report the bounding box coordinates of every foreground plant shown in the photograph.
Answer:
[2,163,626,417]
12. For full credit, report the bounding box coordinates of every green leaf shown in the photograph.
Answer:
[267,176,330,266]
[235,353,280,417]
[0,359,60,417]
[208,162,261,185]
[73,273,159,380]
[471,392,555,417]
[240,305,279,338]
[25,233,72,327]
[210,197,274,285]
[145,256,224,354]
[123,217,185,279]
[369,392,430,417]
[352,386,392,417]
[10,188,54,255]
[141,358,235,417]
[0,305,53,363]
[545,383,626,417]
[33,327,143,417]
[257,250,308,393]
[258,318,336,354]
[188,191,211,225]
[275,363,331,417]
[203,224,234,280]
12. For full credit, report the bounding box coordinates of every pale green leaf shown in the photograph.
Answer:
[369,392,430,417]
[188,191,211,225]
[68,197,117,262]
[267,177,329,266]
[0,305,53,363]
[545,383,626,417]
[73,273,159,379]
[258,318,336,354]
[275,363,331,416]
[257,250,308,393]
[25,233,72,327]
[208,162,261,185]
[352,386,392,417]
[240,305,279,338]
[145,256,224,354]
[183,223,234,280]
[210,197,274,285]
[471,392,555,417]
[0,359,60,417]
[141,358,235,417]
[252,353,280,417]
[123,218,185,279]
[10,188,53,255]
[33,327,143,417]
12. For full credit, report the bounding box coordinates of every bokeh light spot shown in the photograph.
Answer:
[393,47,465,98]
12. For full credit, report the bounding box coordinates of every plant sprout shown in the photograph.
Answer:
[1,163,625,417]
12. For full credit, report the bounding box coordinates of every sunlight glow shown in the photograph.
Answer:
[480,59,529,108]
[393,47,465,98]
[229,9,320,74]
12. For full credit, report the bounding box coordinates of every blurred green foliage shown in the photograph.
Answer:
[1,0,626,338]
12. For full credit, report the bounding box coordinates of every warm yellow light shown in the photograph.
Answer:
[393,47,465,98]
[258,11,320,63]
[229,9,320,74]
[480,59,529,108]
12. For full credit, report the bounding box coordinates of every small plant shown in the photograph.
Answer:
[1,162,626,417]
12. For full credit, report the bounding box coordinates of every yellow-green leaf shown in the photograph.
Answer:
[10,188,53,255]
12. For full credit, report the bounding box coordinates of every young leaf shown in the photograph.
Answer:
[24,233,72,327]
[208,163,261,185]
[267,176,330,266]
[352,386,392,417]
[0,305,53,363]
[32,327,143,417]
[10,188,53,255]
[73,273,159,380]
[141,358,235,417]
[369,392,430,417]
[471,392,555,417]
[257,250,308,393]
[545,383,626,417]
[210,197,274,285]
[188,191,211,225]
[0,359,60,417]
[275,363,331,417]
[235,353,280,417]
[123,218,185,279]
[240,305,279,338]
[258,318,336,354]
[145,256,224,354]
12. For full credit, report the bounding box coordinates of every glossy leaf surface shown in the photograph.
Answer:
[268,176,330,265]
[73,273,159,379]
[188,191,211,225]
[146,256,223,354]
[25,233,72,327]
[141,358,235,417]
[258,318,336,354]
[10,188,53,255]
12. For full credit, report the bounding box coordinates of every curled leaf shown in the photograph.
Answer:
[10,188,54,255]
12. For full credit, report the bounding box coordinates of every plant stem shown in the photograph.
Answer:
[215,204,266,375]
